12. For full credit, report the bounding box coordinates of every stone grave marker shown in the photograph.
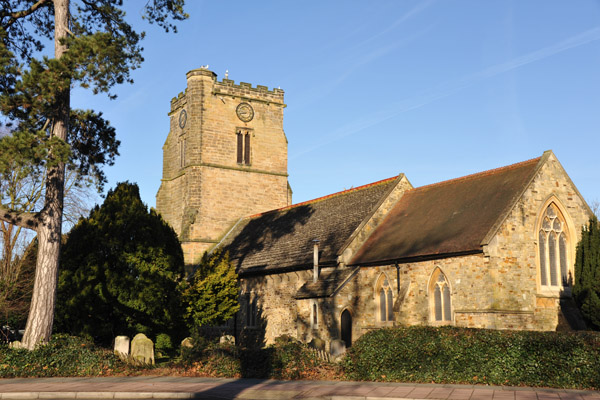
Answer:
[131,333,154,365]
[330,339,346,357]
[114,335,130,361]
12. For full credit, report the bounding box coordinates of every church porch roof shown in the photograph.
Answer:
[220,176,399,275]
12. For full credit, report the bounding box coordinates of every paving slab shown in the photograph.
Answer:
[0,377,598,400]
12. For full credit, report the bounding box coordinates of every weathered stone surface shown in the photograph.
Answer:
[156,68,291,265]
[155,67,591,347]
[330,339,346,357]
[9,340,22,349]
[131,333,154,365]
[180,337,194,349]
[309,338,325,351]
[114,336,130,361]
[230,153,591,345]
[219,335,234,344]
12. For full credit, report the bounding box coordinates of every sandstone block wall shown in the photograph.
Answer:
[156,68,291,264]
[232,154,592,347]
[482,152,591,330]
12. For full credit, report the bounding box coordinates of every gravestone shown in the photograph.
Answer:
[330,339,346,357]
[8,341,21,349]
[181,337,194,349]
[131,333,154,365]
[219,335,234,344]
[114,336,130,361]
[309,337,325,351]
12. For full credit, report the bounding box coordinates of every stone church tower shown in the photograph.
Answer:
[156,67,292,264]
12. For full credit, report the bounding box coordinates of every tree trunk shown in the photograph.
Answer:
[21,0,69,350]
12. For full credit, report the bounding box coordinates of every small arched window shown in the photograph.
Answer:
[376,275,394,322]
[429,269,452,323]
[539,203,570,289]
[310,300,318,329]
[245,294,257,327]
[236,129,251,165]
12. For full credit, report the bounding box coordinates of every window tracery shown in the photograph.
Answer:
[376,274,394,323]
[429,269,452,323]
[538,203,571,289]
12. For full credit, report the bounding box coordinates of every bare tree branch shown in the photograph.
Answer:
[3,0,52,27]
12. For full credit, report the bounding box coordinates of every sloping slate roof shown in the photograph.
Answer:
[295,267,359,299]
[221,177,398,274]
[351,156,542,265]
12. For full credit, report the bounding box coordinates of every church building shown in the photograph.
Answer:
[157,67,592,350]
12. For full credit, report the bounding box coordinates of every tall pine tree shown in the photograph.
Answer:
[0,1,187,349]
[573,217,600,330]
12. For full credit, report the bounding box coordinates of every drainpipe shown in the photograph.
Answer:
[313,239,320,283]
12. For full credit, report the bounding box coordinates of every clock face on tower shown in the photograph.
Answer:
[179,109,187,129]
[236,102,254,122]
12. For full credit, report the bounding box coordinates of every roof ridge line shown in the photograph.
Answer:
[247,175,399,219]
[412,155,542,192]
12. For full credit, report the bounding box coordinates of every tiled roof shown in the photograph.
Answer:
[221,176,399,274]
[294,267,359,299]
[351,156,543,265]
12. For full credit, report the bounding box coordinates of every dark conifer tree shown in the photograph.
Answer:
[573,217,600,330]
[55,182,185,346]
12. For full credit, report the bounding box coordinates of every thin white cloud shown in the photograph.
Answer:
[292,24,435,111]
[352,0,436,50]
[291,26,600,159]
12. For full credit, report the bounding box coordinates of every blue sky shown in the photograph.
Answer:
[72,0,600,210]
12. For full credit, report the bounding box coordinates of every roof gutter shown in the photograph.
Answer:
[349,249,483,268]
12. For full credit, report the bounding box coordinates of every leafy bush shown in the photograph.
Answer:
[155,333,174,357]
[343,326,600,389]
[180,335,329,379]
[182,249,240,335]
[180,335,211,364]
[0,334,122,377]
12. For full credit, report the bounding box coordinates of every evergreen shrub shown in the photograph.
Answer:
[343,326,600,389]
[573,217,600,330]
[55,182,186,346]
[0,334,121,377]
[180,335,325,379]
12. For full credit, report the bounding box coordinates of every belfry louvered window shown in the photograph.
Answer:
[236,129,251,165]
[539,204,570,288]
[430,269,452,323]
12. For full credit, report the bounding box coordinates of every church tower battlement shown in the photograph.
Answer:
[156,67,292,264]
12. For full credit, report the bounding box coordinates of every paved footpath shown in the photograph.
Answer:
[0,377,599,400]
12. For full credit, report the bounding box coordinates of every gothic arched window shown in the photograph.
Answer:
[376,274,394,323]
[429,269,452,323]
[539,203,570,288]
[311,301,319,329]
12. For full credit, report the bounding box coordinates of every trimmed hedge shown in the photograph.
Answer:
[181,335,332,379]
[0,334,122,377]
[343,326,600,389]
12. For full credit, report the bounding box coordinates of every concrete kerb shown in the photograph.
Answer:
[0,393,438,400]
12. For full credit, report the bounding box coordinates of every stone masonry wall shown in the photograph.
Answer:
[482,152,591,330]
[233,153,592,347]
[156,68,291,264]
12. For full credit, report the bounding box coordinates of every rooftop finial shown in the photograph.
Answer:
[225,69,229,79]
